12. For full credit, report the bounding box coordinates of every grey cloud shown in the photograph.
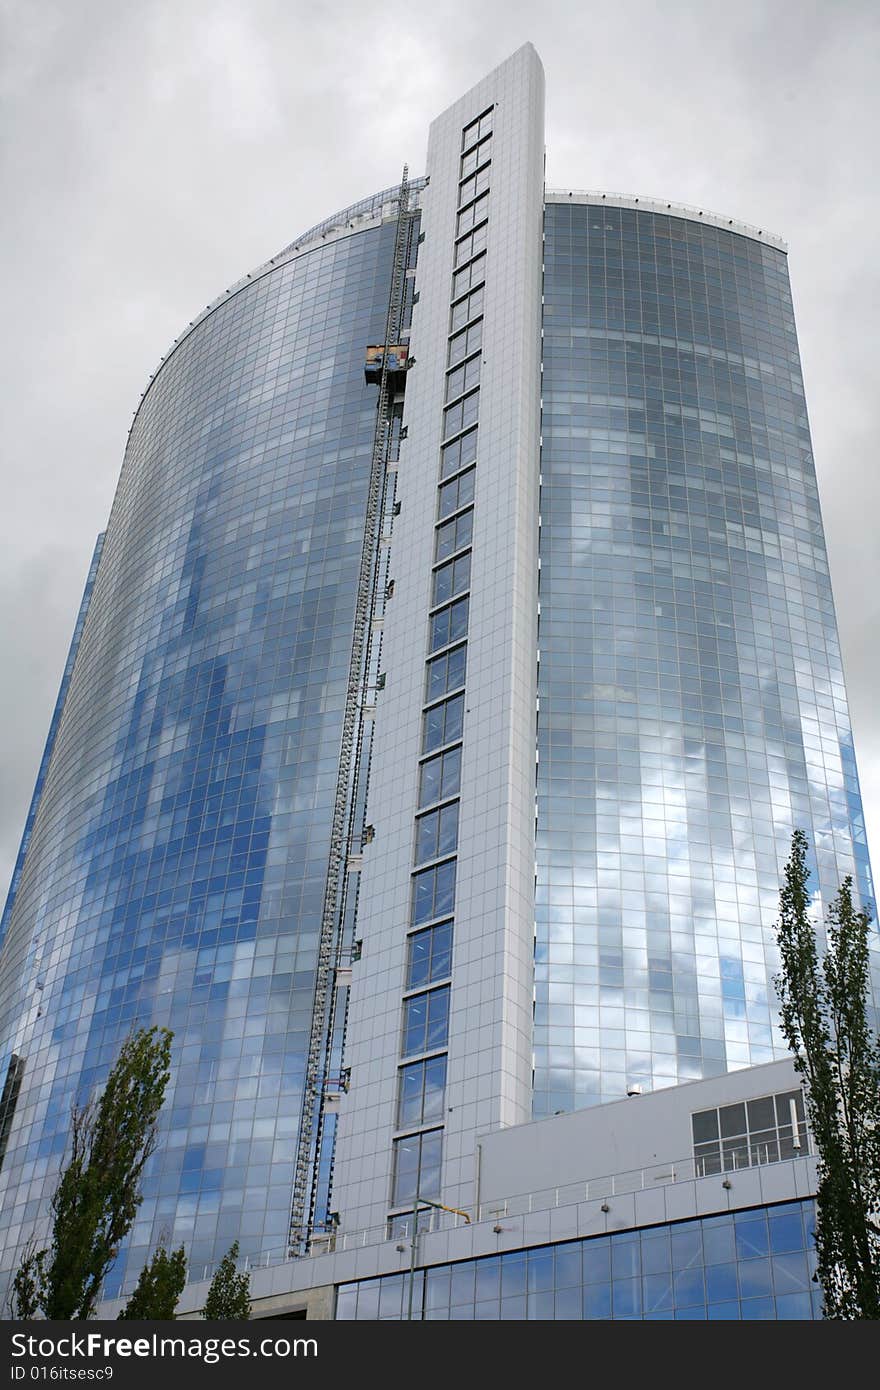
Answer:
[2,0,879,897]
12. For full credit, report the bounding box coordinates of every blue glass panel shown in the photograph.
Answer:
[536,203,877,1115]
[339,1198,820,1321]
[0,213,409,1288]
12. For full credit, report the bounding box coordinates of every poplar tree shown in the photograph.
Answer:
[201,1242,251,1320]
[10,1026,173,1320]
[119,1243,187,1320]
[774,829,880,1318]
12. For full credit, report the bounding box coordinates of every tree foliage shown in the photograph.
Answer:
[774,829,880,1318]
[11,1026,173,1320]
[9,1241,44,1319]
[119,1244,187,1320]
[202,1242,251,1320]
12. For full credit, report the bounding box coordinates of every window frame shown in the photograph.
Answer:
[418,746,462,808]
[425,643,467,702]
[401,983,451,1055]
[406,920,453,990]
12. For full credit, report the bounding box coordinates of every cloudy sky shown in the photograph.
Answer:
[1,0,878,902]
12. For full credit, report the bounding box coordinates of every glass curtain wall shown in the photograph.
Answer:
[0,215,401,1294]
[535,202,876,1114]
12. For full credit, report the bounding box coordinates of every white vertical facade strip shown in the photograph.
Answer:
[332,44,545,1234]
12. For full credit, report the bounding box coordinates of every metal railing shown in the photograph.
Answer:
[147,1140,814,1294]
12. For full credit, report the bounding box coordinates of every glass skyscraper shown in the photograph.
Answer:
[0,45,875,1317]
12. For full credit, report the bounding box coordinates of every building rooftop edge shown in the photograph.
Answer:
[125,178,427,442]
[126,178,785,451]
[545,188,787,252]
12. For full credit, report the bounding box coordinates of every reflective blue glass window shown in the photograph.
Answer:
[397,1055,447,1128]
[406,921,453,989]
[411,861,456,925]
[402,986,450,1056]
[419,747,462,807]
[392,1129,443,1205]
[437,468,476,520]
[414,803,459,864]
[425,644,467,701]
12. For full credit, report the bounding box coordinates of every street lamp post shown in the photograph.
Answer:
[405,1190,471,1320]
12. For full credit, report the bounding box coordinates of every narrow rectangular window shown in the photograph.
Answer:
[450,284,484,333]
[442,389,480,441]
[460,135,492,180]
[462,105,494,151]
[458,171,490,213]
[440,427,478,478]
[435,509,473,562]
[445,354,481,402]
[432,553,471,608]
[428,598,469,654]
[402,985,451,1055]
[437,468,476,520]
[414,801,459,865]
[397,1056,448,1129]
[411,861,457,926]
[425,643,467,701]
[392,1128,443,1205]
[406,920,453,989]
[419,746,462,807]
[457,192,490,238]
[448,320,482,367]
[0,1053,25,1173]
[453,221,488,268]
[451,252,487,301]
[422,693,465,754]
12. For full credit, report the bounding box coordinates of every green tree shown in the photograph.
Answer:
[11,1026,173,1320]
[201,1242,250,1320]
[8,1241,44,1319]
[774,829,880,1319]
[119,1244,187,1320]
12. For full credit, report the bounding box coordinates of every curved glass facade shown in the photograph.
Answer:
[0,210,403,1292]
[535,200,876,1114]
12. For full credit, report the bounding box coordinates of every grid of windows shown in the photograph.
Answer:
[391,103,494,1221]
[0,217,404,1294]
[534,201,877,1116]
[692,1089,808,1174]
[337,1199,821,1320]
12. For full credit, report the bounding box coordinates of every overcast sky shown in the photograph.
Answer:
[1,0,878,904]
